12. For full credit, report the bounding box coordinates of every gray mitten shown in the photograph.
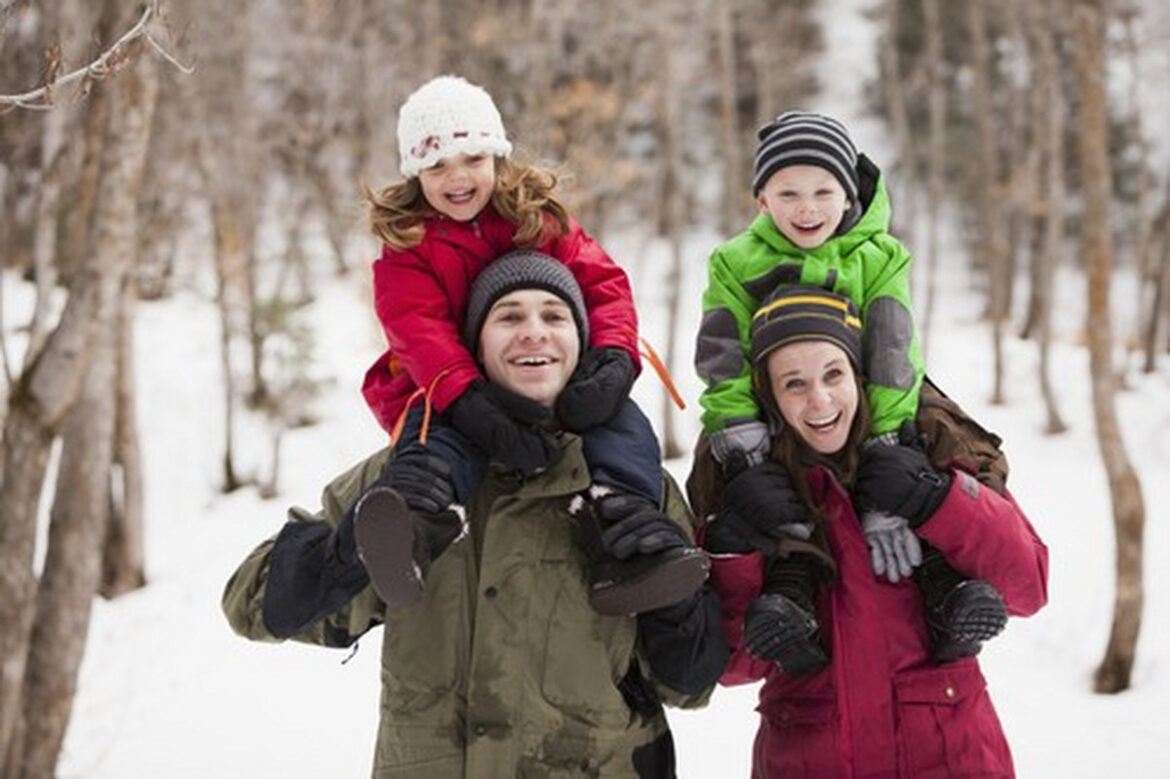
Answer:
[859,510,922,584]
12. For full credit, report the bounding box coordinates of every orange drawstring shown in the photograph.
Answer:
[387,368,453,447]
[638,337,686,411]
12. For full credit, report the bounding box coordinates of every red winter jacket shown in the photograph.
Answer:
[361,204,640,435]
[708,468,1049,778]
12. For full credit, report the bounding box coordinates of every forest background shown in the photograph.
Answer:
[1,0,1169,776]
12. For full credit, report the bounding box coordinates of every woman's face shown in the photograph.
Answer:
[766,340,859,455]
[478,289,580,408]
[419,152,496,221]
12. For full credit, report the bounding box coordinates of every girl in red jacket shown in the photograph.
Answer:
[354,75,708,615]
[701,285,1049,777]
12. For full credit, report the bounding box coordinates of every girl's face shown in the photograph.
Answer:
[479,290,580,409]
[419,152,496,221]
[766,340,859,455]
[757,164,850,249]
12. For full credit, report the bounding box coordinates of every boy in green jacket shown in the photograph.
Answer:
[695,111,1007,672]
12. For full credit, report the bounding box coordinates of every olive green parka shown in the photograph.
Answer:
[223,435,721,778]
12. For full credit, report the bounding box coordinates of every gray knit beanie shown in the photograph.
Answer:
[464,251,589,356]
[752,111,860,201]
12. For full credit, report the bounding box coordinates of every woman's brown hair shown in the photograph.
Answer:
[364,156,571,251]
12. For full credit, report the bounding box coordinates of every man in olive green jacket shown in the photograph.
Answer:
[223,252,727,778]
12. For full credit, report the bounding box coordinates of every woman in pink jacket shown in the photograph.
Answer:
[700,285,1049,778]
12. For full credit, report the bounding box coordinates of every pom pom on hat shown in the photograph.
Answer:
[397,75,513,178]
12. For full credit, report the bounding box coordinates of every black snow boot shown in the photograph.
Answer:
[353,486,465,608]
[742,551,829,676]
[916,545,1007,662]
[573,493,710,616]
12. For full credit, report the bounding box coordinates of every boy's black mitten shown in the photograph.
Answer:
[381,452,456,514]
[556,347,636,432]
[855,422,952,529]
[448,380,561,475]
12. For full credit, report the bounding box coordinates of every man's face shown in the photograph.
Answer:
[419,152,496,222]
[478,290,580,408]
[757,164,850,249]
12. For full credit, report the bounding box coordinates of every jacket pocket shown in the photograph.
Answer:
[894,662,1013,777]
[756,694,841,777]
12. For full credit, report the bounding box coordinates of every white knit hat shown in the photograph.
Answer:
[396,75,513,178]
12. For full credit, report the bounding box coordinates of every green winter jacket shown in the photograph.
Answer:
[696,158,923,447]
[223,436,714,778]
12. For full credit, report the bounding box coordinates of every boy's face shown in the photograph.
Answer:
[757,164,850,250]
[419,152,496,221]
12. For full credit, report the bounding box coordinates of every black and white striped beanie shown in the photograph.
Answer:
[752,111,860,201]
[464,251,589,356]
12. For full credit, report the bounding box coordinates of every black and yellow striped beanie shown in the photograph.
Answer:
[749,285,863,372]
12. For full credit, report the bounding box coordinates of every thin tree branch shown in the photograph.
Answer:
[0,1,190,111]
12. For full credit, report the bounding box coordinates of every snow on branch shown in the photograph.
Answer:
[0,1,192,112]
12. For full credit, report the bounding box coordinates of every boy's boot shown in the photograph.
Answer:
[742,552,829,676]
[572,492,710,616]
[354,486,466,608]
[916,544,1007,662]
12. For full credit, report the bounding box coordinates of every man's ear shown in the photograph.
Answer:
[757,194,769,212]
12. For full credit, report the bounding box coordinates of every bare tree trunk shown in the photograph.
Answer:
[1119,5,1152,381]
[24,0,72,368]
[0,29,157,769]
[657,13,685,460]
[1028,0,1068,434]
[715,0,741,234]
[880,0,914,223]
[101,280,147,598]
[1145,213,1170,372]
[1073,0,1146,695]
[20,279,120,779]
[968,0,1009,404]
[921,0,946,356]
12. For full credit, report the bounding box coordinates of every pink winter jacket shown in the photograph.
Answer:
[708,467,1049,778]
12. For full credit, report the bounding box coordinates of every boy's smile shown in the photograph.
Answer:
[757,164,850,250]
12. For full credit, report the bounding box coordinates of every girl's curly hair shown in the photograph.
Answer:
[364,157,570,251]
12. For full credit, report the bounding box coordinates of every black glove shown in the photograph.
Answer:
[596,493,689,559]
[381,452,456,514]
[854,422,952,529]
[637,587,730,695]
[262,515,369,640]
[555,347,636,432]
[703,507,772,554]
[448,381,561,475]
[722,461,810,537]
